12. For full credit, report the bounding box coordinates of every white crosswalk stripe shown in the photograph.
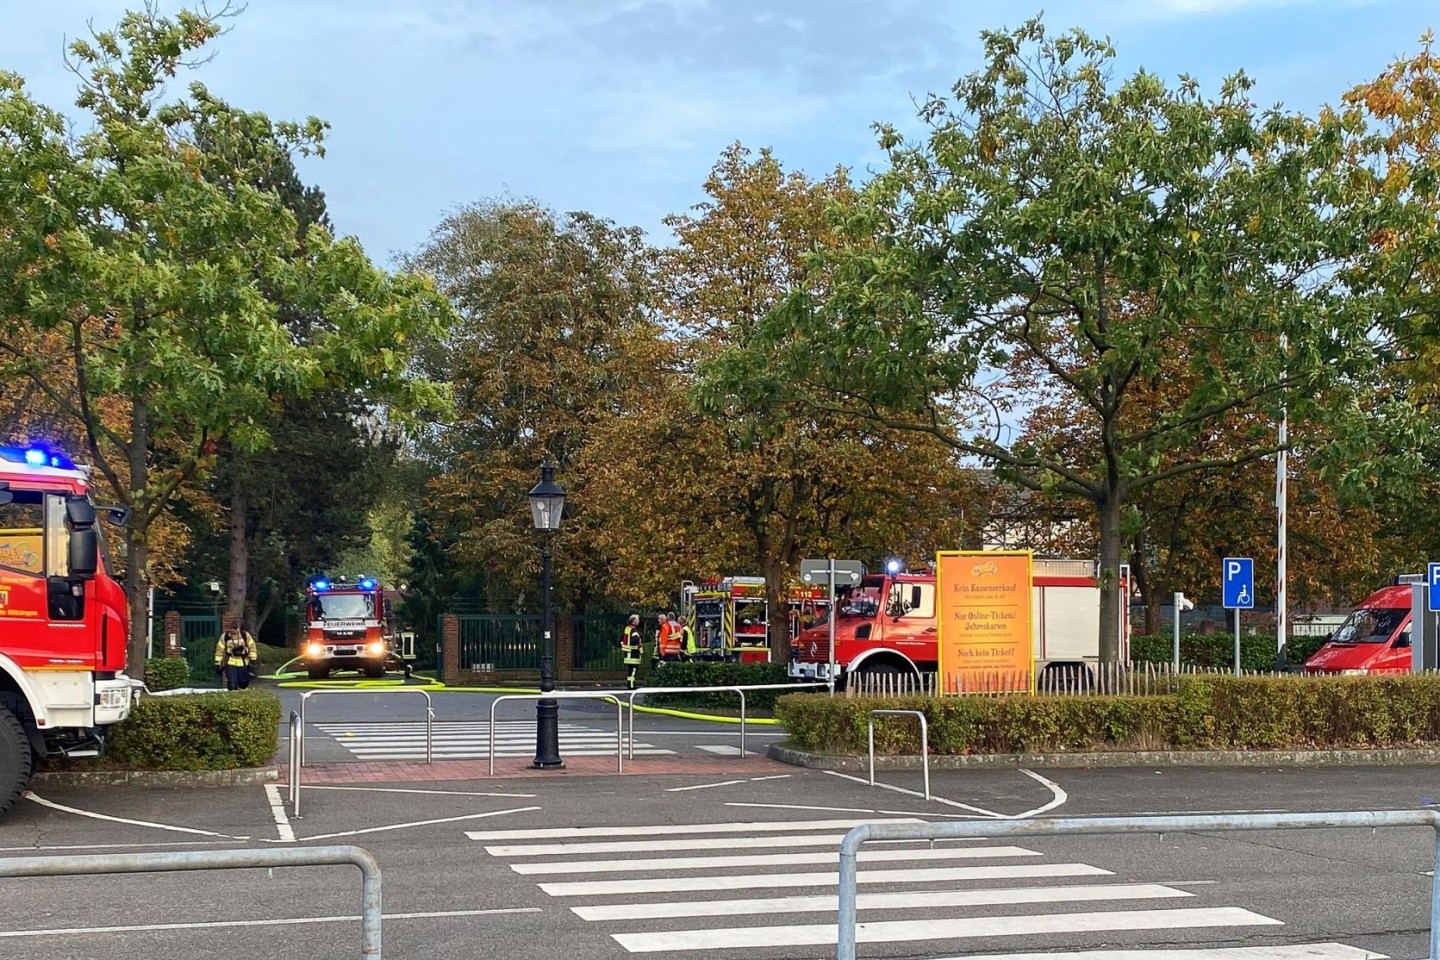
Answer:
[469,816,1386,958]
[313,721,672,760]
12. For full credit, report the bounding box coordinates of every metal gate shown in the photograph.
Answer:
[458,613,541,670]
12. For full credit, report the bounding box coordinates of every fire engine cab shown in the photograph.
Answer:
[0,445,133,815]
[301,575,406,680]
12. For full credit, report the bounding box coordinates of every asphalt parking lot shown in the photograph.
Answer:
[3,762,1439,960]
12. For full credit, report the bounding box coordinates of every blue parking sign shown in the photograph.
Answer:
[1222,557,1254,610]
[1428,563,1440,613]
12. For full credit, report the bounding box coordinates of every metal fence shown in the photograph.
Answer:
[572,613,631,672]
[835,810,1440,960]
[0,845,383,958]
[845,660,1307,699]
[458,613,541,671]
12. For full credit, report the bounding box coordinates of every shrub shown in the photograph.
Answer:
[1130,632,1326,671]
[647,661,793,711]
[143,657,189,692]
[108,691,280,770]
[777,674,1440,755]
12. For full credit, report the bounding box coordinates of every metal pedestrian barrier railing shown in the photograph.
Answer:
[622,682,829,760]
[834,809,1440,960]
[0,844,384,957]
[488,691,627,775]
[288,709,303,816]
[298,687,435,767]
[866,708,929,801]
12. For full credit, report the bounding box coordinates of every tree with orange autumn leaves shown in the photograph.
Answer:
[407,151,986,659]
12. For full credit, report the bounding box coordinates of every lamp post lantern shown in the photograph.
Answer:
[528,463,565,769]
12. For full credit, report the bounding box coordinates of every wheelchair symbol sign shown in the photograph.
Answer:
[1222,557,1254,610]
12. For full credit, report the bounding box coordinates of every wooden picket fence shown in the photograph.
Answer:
[844,660,1289,699]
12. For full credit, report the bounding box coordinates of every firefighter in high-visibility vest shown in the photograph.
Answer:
[621,614,643,689]
[655,612,673,664]
[677,616,698,661]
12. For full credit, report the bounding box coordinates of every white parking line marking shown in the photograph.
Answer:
[1013,769,1068,819]
[302,805,540,841]
[25,794,247,839]
[822,769,1006,817]
[724,801,977,819]
[665,779,747,792]
[0,907,543,939]
[263,784,295,843]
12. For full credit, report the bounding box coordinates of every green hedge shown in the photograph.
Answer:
[143,657,189,692]
[776,675,1440,755]
[1130,633,1328,671]
[648,661,792,711]
[107,691,280,770]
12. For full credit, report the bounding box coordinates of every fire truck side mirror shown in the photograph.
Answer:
[68,527,98,579]
[65,497,97,527]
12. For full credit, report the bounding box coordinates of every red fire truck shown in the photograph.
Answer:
[677,577,772,663]
[788,558,1128,688]
[0,445,133,815]
[300,575,402,680]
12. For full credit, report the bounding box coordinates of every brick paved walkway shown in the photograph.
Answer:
[286,752,792,784]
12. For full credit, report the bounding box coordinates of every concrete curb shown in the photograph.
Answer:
[767,743,1440,770]
[32,766,280,788]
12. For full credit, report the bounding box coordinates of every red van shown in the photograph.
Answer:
[1303,584,1413,675]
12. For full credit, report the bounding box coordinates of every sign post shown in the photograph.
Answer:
[1221,557,1255,677]
[801,559,865,696]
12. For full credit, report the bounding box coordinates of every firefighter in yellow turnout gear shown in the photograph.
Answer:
[214,620,258,691]
[621,614,644,690]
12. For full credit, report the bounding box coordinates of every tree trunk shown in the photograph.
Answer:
[1096,486,1124,664]
[243,594,260,637]
[1129,543,1161,636]
[762,556,791,664]
[227,484,248,624]
[124,395,150,672]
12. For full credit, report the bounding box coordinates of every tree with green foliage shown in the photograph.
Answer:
[703,19,1407,663]
[0,6,451,667]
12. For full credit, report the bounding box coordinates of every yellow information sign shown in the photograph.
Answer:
[936,550,1033,694]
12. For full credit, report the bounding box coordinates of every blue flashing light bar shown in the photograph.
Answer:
[358,578,376,591]
[312,578,330,591]
[0,445,76,470]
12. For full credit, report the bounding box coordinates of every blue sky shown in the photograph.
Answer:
[2,1,1435,267]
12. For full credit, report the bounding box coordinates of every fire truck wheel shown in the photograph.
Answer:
[307,665,330,681]
[0,707,33,816]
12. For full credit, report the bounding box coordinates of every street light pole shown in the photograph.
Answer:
[528,463,565,770]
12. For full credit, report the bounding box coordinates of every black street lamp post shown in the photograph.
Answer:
[528,463,565,769]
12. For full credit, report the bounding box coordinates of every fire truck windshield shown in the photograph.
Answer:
[838,585,881,619]
[315,593,374,620]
